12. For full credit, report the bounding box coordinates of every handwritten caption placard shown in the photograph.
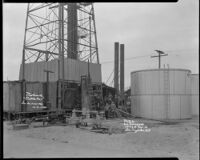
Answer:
[124,119,151,133]
[21,92,47,109]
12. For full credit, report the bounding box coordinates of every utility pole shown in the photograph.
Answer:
[87,60,91,110]
[89,16,92,62]
[21,4,29,112]
[151,50,168,69]
[58,3,65,113]
[88,59,91,81]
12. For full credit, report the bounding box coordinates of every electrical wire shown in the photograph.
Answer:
[101,48,197,64]
[105,69,114,84]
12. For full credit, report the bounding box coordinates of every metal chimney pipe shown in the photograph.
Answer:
[114,42,119,97]
[120,44,124,100]
[67,3,78,59]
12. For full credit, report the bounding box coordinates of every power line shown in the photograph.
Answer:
[105,69,114,84]
[102,48,198,87]
[164,48,197,52]
[101,54,151,64]
[105,68,121,87]
[101,48,197,65]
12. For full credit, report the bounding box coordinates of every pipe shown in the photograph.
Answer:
[114,42,119,96]
[67,3,78,59]
[120,44,124,100]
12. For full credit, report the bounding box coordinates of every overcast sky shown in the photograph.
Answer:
[3,0,199,89]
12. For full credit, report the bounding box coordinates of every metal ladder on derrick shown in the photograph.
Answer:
[163,66,170,119]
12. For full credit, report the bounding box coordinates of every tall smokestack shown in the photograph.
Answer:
[120,44,124,100]
[114,42,119,97]
[67,3,78,59]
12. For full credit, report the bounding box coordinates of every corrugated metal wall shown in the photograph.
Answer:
[25,82,58,112]
[130,69,192,120]
[26,82,44,112]
[19,58,102,83]
[3,81,58,113]
[190,74,199,116]
[48,82,57,111]
[3,83,9,111]
[3,82,22,112]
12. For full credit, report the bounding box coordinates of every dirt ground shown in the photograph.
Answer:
[3,116,199,159]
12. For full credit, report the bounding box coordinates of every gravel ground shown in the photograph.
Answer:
[3,116,199,159]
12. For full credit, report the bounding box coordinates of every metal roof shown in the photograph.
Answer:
[131,68,191,75]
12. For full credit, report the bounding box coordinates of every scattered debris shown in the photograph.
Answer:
[13,124,29,130]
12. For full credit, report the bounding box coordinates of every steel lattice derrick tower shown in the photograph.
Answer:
[22,3,99,65]
[21,3,100,111]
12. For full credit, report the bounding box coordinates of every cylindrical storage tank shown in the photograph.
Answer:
[131,69,192,120]
[190,74,199,116]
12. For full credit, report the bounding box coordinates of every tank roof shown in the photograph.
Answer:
[131,68,191,75]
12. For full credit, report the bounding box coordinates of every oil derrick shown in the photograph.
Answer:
[20,3,100,111]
